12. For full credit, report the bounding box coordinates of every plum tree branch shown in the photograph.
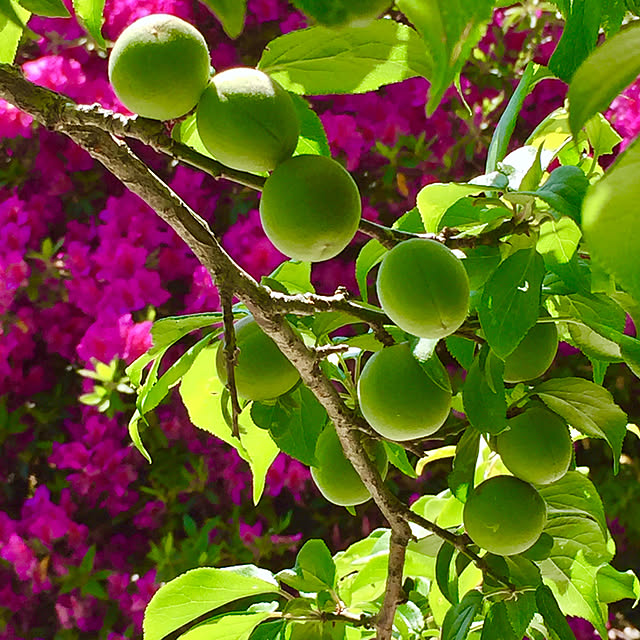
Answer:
[0,62,514,636]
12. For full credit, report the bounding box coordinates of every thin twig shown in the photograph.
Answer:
[221,288,242,438]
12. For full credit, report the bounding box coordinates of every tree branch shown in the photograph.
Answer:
[376,527,412,639]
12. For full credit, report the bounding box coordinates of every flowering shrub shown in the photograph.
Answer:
[1,1,640,639]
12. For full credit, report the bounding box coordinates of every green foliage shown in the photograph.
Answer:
[199,0,246,38]
[568,21,640,137]
[258,21,432,95]
[17,0,69,17]
[72,0,105,46]
[395,0,495,113]
[0,0,28,62]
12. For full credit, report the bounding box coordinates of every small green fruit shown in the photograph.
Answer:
[376,238,470,339]
[496,407,572,485]
[215,315,300,401]
[311,425,388,506]
[357,343,452,441]
[108,14,210,121]
[503,321,558,383]
[196,67,300,173]
[259,155,361,262]
[463,475,547,556]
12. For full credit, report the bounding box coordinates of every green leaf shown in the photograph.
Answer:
[258,21,431,95]
[416,183,484,233]
[596,564,640,605]
[17,0,68,15]
[553,293,626,363]
[139,333,218,415]
[568,22,640,137]
[486,62,539,173]
[411,344,452,394]
[72,0,105,47]
[250,385,327,466]
[539,534,610,638]
[267,260,314,295]
[441,589,483,640]
[395,0,495,114]
[478,248,546,359]
[549,0,602,82]
[537,218,581,274]
[445,336,475,370]
[178,612,271,640]
[383,441,417,478]
[462,246,501,291]
[355,239,385,303]
[481,601,518,640]
[291,93,331,158]
[520,166,589,223]
[537,471,608,537]
[143,567,279,640]
[535,584,577,640]
[296,539,336,589]
[582,135,640,304]
[0,0,28,26]
[180,345,279,504]
[462,347,507,435]
[172,113,216,159]
[448,427,480,503]
[436,542,459,605]
[129,354,165,462]
[585,113,622,160]
[151,313,224,354]
[533,377,627,473]
[0,0,28,63]
[504,592,537,639]
[198,0,246,38]
[248,620,286,640]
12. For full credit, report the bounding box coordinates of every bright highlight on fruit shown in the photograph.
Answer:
[196,67,300,173]
[259,154,362,262]
[495,407,572,485]
[376,238,470,339]
[463,475,547,556]
[357,343,452,441]
[311,425,388,506]
[108,14,211,121]
[502,320,558,383]
[215,315,300,401]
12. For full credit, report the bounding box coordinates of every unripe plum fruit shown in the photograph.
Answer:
[259,154,361,262]
[463,475,547,556]
[376,238,470,339]
[357,343,452,441]
[311,425,388,506]
[502,321,558,383]
[196,68,300,173]
[108,14,211,121]
[215,315,300,401]
[495,407,572,485]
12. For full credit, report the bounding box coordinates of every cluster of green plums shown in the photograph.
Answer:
[108,13,361,263]
[109,14,568,553]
